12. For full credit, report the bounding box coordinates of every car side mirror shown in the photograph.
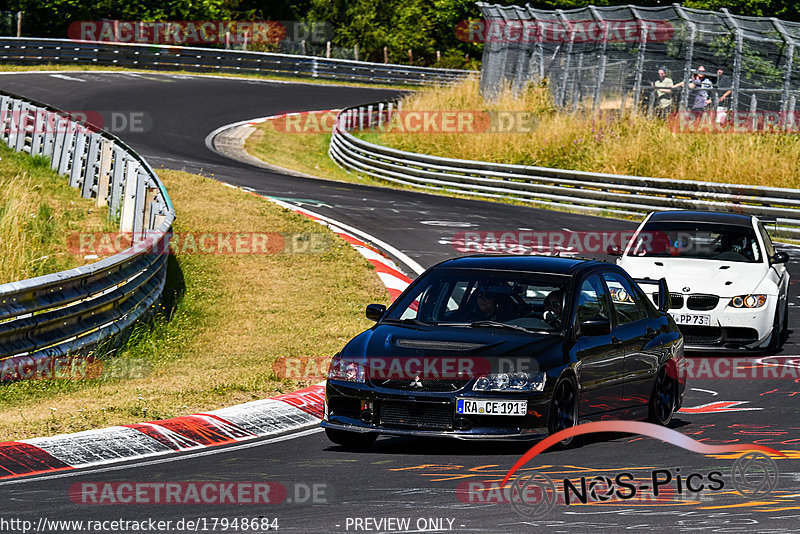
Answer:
[579,319,611,337]
[657,277,671,313]
[365,303,387,321]
[606,245,622,256]
[770,251,789,264]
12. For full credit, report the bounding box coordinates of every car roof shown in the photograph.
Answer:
[432,255,610,276]
[646,210,754,227]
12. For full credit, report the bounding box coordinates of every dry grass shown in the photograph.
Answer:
[0,169,390,440]
[0,144,113,284]
[361,78,800,190]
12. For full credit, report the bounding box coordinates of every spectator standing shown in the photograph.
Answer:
[714,68,732,125]
[651,66,674,117]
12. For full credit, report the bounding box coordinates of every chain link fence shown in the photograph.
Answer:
[477,3,800,115]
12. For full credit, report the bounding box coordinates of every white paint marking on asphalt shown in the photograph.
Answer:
[48,73,87,82]
[690,388,718,396]
[0,427,323,486]
[267,197,425,275]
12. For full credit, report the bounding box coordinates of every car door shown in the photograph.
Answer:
[758,222,790,320]
[602,271,658,407]
[571,273,627,415]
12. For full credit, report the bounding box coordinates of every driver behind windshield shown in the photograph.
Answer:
[474,284,515,322]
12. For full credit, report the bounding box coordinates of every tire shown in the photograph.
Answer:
[648,366,676,426]
[767,304,785,354]
[780,299,789,342]
[548,376,579,447]
[324,428,377,449]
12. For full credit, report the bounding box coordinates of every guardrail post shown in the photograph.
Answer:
[68,127,87,189]
[57,123,76,175]
[31,107,45,155]
[367,105,373,128]
[96,139,113,207]
[8,99,21,149]
[0,96,9,145]
[42,111,57,158]
[132,168,147,240]
[15,101,30,152]
[119,159,140,234]
[109,148,128,219]
[358,106,364,130]
[377,103,384,127]
[50,115,68,170]
[81,133,101,199]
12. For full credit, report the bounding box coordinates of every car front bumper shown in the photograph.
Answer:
[324,381,552,441]
[668,297,778,351]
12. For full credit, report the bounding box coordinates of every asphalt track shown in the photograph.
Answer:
[1,72,799,533]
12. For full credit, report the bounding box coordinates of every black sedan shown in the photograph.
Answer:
[322,256,686,447]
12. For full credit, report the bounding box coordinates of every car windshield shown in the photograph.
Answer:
[626,221,762,263]
[385,268,570,332]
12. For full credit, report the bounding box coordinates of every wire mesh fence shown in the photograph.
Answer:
[477,3,800,116]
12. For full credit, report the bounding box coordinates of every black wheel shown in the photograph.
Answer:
[324,428,377,449]
[649,366,676,426]
[548,376,578,447]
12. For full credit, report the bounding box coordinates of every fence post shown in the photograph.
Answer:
[630,8,648,115]
[674,6,696,112]
[750,93,758,113]
[721,9,744,113]
[771,18,795,113]
[556,11,577,109]
[589,6,609,113]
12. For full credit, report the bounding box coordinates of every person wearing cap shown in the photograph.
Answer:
[673,65,713,112]
[650,66,674,117]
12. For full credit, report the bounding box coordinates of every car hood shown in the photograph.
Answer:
[618,256,768,297]
[339,324,565,377]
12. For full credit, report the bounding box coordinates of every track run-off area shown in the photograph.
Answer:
[1,71,799,532]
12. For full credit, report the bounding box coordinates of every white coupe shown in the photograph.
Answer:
[616,211,790,352]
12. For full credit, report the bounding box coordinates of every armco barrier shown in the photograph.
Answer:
[0,38,470,86]
[0,90,175,375]
[329,101,800,237]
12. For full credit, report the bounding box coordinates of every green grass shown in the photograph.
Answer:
[0,169,390,440]
[0,143,114,284]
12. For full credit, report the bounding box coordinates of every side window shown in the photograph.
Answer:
[575,275,610,325]
[757,223,775,258]
[602,272,648,326]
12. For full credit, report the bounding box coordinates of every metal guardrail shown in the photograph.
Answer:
[0,90,175,377]
[0,37,470,86]
[329,101,800,237]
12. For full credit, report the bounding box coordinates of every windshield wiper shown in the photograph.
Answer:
[468,321,538,333]
[381,318,431,326]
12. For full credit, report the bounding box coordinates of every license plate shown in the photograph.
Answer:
[670,313,711,326]
[456,398,527,416]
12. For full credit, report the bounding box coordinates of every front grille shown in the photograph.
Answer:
[653,292,684,309]
[680,325,722,345]
[380,401,453,430]
[374,378,470,392]
[687,295,719,311]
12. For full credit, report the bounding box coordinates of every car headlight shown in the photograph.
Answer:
[473,372,546,392]
[729,294,767,308]
[327,354,365,383]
